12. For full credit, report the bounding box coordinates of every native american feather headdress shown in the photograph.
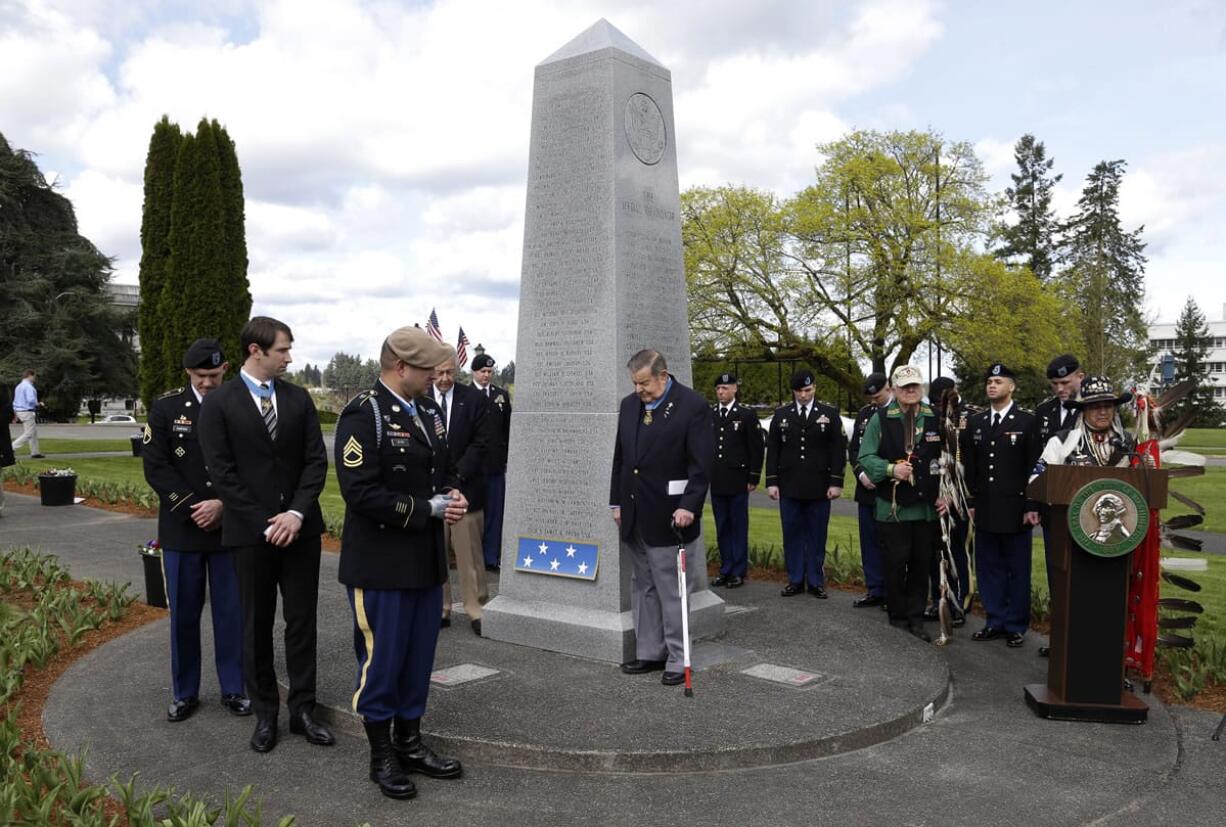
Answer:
[934,386,974,646]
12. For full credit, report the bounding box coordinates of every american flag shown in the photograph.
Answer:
[514,537,599,581]
[455,327,470,368]
[425,309,443,342]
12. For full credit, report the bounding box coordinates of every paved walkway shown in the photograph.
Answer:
[2,491,1224,826]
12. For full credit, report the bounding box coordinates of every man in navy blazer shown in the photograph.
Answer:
[198,317,331,754]
[610,349,714,686]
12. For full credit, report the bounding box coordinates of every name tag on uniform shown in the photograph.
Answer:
[388,434,413,448]
[668,480,687,496]
[172,422,192,434]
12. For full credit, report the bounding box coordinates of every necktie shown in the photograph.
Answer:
[260,384,278,439]
[440,392,449,426]
[992,412,1001,430]
[800,405,808,421]
[721,407,728,420]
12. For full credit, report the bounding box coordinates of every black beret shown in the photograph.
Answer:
[471,354,496,371]
[862,372,887,395]
[791,369,815,390]
[714,372,738,386]
[1047,354,1080,379]
[183,338,224,369]
[985,363,1016,380]
[929,376,956,400]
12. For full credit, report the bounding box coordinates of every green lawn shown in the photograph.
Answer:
[1166,467,1226,534]
[1180,427,1226,456]
[37,438,137,454]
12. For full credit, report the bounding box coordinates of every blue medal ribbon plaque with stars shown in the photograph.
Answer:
[514,537,599,581]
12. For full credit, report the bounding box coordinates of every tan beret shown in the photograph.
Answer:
[386,327,454,369]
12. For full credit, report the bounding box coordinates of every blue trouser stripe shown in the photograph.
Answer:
[779,497,831,588]
[163,549,244,701]
[975,529,1033,633]
[482,473,506,568]
[348,585,443,722]
[711,491,750,577]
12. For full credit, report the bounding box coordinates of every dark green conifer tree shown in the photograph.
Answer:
[996,134,1062,281]
[1168,297,1225,427]
[214,120,252,362]
[137,116,183,403]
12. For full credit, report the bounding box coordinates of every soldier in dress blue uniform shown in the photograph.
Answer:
[765,369,847,599]
[141,338,250,722]
[470,353,511,572]
[848,372,891,608]
[709,373,765,589]
[963,363,1042,649]
[1032,354,1083,656]
[335,326,466,799]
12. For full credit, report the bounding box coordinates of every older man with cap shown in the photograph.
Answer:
[469,353,511,571]
[962,364,1041,649]
[765,369,846,599]
[857,365,945,641]
[848,372,891,607]
[335,326,466,799]
[142,338,249,722]
[611,349,714,686]
[710,372,765,589]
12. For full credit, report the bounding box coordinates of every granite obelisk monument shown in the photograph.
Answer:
[482,20,724,662]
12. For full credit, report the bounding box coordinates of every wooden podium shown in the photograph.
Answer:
[1023,466,1167,724]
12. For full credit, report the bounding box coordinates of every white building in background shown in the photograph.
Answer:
[1148,302,1226,411]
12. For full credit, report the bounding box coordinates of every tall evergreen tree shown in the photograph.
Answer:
[996,134,1062,280]
[1059,159,1148,378]
[0,132,137,418]
[137,116,183,404]
[1168,297,1224,427]
[214,120,252,360]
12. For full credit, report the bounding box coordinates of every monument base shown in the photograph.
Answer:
[1023,684,1148,724]
[482,590,725,664]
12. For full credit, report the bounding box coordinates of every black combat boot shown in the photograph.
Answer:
[393,717,463,779]
[364,719,417,799]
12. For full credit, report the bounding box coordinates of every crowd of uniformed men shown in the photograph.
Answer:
[136,312,1110,800]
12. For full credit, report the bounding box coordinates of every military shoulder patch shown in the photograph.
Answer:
[142,424,152,445]
[341,435,364,468]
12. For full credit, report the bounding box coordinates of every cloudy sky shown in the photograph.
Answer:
[3,0,1224,368]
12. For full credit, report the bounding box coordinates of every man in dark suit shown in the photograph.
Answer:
[336,326,465,799]
[198,316,332,753]
[848,372,891,607]
[430,353,490,634]
[0,379,14,518]
[469,353,511,571]
[963,363,1041,649]
[709,372,764,589]
[610,350,714,687]
[142,338,250,722]
[765,369,847,599]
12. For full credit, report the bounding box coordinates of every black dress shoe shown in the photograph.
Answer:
[808,585,828,599]
[951,611,966,628]
[30,453,46,459]
[250,716,277,753]
[221,694,252,717]
[1038,645,1051,658]
[972,626,1005,642]
[440,617,451,628]
[484,564,500,573]
[910,627,932,643]
[711,574,731,587]
[289,709,336,746]
[922,605,939,620]
[364,719,416,799]
[852,594,885,608]
[726,576,744,589]
[620,659,666,674]
[661,671,685,686]
[167,697,199,722]
[393,717,462,779]
[780,583,804,597]
[471,618,482,636]
[1006,632,1026,648]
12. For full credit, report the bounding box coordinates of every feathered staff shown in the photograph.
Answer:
[1127,380,1206,688]
[934,386,974,645]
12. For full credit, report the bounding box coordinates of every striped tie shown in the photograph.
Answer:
[260,385,278,440]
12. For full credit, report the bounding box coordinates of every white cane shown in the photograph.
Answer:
[673,522,694,698]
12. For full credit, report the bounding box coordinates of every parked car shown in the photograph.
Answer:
[99,414,137,423]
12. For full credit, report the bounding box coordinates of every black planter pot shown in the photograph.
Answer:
[140,549,167,608]
[130,435,143,457]
[38,474,77,506]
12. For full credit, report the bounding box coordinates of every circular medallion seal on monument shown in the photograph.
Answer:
[1067,478,1149,558]
[625,92,666,166]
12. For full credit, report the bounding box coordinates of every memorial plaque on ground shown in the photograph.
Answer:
[482,19,725,662]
